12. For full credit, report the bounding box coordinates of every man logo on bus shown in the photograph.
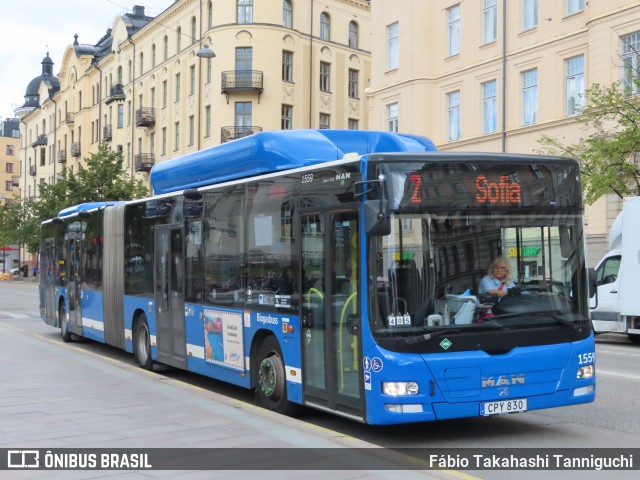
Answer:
[475,175,521,204]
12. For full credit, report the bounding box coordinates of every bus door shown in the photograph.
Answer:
[66,224,83,335]
[154,225,187,369]
[300,210,363,419]
[41,237,57,324]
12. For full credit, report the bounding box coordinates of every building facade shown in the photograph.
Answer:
[0,118,20,206]
[17,0,371,200]
[367,0,640,265]
[0,118,21,272]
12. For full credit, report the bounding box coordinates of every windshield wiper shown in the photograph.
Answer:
[404,322,508,345]
[493,311,583,330]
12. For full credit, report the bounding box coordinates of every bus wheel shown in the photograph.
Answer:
[60,303,72,343]
[134,315,154,370]
[629,334,640,345]
[255,336,299,415]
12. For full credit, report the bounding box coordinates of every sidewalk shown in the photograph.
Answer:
[0,305,451,479]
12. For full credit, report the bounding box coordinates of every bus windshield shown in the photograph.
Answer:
[368,211,590,353]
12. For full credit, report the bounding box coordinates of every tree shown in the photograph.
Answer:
[538,79,640,205]
[0,143,148,253]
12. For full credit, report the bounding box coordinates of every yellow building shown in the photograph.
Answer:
[367,0,640,265]
[0,118,21,206]
[17,0,371,196]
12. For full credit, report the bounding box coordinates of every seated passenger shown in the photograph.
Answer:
[479,257,515,300]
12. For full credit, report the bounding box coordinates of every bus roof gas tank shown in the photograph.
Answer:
[149,129,436,195]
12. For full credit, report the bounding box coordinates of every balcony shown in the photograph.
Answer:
[65,112,74,125]
[12,176,20,187]
[221,126,263,143]
[29,165,36,176]
[31,134,47,148]
[105,83,125,104]
[70,142,81,157]
[57,150,67,164]
[103,124,112,141]
[135,107,155,127]
[221,70,263,102]
[135,153,155,172]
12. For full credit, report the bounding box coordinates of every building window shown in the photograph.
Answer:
[162,127,167,155]
[282,51,293,83]
[348,69,359,99]
[205,106,211,137]
[206,58,212,84]
[348,118,359,130]
[522,68,538,125]
[191,17,197,44]
[176,26,182,52]
[283,0,292,29]
[448,90,461,141]
[349,21,359,49]
[175,73,181,102]
[208,1,213,29]
[484,0,497,44]
[622,32,640,96]
[190,65,196,96]
[448,5,460,56]
[174,121,180,151]
[162,80,168,108]
[320,12,330,41]
[281,104,293,130]
[386,103,398,132]
[566,55,584,116]
[163,35,168,61]
[189,115,195,146]
[117,104,124,128]
[238,0,253,24]
[6,162,13,173]
[387,22,399,70]
[482,80,497,134]
[152,44,156,68]
[522,0,538,31]
[320,62,331,92]
[5,181,12,191]
[6,145,14,155]
[319,113,330,129]
[566,0,584,15]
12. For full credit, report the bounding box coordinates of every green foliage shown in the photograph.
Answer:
[538,80,640,205]
[0,143,148,254]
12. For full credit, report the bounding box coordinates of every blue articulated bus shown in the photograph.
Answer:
[39,129,596,425]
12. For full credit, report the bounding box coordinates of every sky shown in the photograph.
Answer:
[0,0,175,121]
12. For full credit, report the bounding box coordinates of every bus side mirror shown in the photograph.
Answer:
[588,267,597,301]
[364,199,390,236]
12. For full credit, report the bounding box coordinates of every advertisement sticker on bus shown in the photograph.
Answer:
[203,308,244,370]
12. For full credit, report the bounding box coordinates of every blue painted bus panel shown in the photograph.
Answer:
[150,129,437,195]
[58,201,123,218]
[81,289,105,343]
[361,336,595,425]
[182,304,302,400]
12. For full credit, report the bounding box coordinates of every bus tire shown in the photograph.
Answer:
[628,334,640,345]
[255,336,299,415]
[134,315,154,370]
[60,302,72,343]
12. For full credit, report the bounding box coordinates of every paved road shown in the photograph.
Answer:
[2,281,638,479]
[0,281,452,479]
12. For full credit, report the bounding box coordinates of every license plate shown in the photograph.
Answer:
[481,398,527,416]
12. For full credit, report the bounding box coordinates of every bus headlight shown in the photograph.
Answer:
[382,382,419,396]
[576,364,594,379]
